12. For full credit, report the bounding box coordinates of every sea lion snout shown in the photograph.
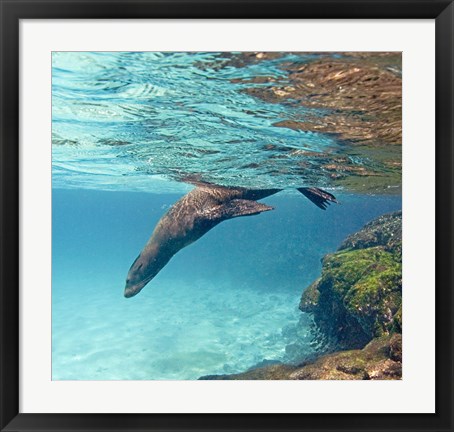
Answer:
[124,254,154,298]
[124,276,150,298]
[124,284,142,298]
[124,277,141,297]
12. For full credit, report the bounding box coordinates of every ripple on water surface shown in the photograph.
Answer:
[52,51,402,193]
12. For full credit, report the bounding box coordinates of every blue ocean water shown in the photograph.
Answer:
[51,52,402,380]
[52,190,400,380]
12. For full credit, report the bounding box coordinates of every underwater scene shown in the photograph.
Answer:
[52,52,402,380]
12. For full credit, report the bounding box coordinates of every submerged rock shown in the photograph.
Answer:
[338,211,402,256]
[299,211,402,350]
[200,334,402,380]
[291,334,402,380]
[200,364,297,380]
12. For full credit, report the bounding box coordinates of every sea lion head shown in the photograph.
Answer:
[124,253,157,298]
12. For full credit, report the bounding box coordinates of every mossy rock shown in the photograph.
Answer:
[339,210,402,255]
[392,306,402,333]
[328,248,401,337]
[299,280,321,313]
[321,247,399,295]
[313,247,401,343]
[300,212,402,350]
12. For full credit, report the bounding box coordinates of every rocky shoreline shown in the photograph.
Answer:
[200,211,402,380]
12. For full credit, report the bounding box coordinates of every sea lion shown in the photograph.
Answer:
[124,185,337,298]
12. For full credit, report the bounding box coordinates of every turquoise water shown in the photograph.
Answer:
[52,52,396,191]
[52,190,401,380]
[52,52,402,380]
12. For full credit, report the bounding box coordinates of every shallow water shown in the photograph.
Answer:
[52,190,401,380]
[52,52,402,380]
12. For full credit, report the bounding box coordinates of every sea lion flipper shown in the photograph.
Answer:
[297,187,338,210]
[210,199,274,220]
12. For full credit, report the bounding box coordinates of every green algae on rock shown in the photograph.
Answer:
[299,211,402,350]
[299,279,321,313]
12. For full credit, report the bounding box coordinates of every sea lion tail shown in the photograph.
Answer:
[297,187,338,210]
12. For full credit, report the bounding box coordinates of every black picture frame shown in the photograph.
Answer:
[1,1,452,431]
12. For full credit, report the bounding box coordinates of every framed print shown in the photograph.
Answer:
[1,0,453,431]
